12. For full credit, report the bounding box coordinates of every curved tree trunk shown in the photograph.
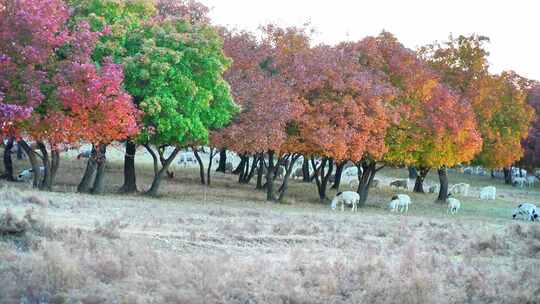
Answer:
[18,140,40,188]
[278,154,300,203]
[48,150,60,190]
[233,155,246,175]
[1,137,15,181]
[331,161,345,190]
[37,142,51,191]
[78,146,97,193]
[245,154,259,184]
[145,146,180,197]
[356,160,384,206]
[119,140,137,193]
[437,167,449,202]
[91,145,107,195]
[216,149,227,172]
[413,167,430,193]
[193,149,206,185]
[312,157,333,201]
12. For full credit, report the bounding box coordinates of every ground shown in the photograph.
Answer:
[0,148,540,303]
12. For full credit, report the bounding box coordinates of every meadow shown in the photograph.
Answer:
[1,151,539,303]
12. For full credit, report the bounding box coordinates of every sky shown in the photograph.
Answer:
[200,0,540,80]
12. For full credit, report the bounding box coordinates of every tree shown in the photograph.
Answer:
[357,32,482,201]
[211,28,302,201]
[420,35,535,184]
[521,84,540,171]
[1,0,140,191]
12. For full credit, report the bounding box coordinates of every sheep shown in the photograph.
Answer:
[388,194,411,213]
[292,167,303,180]
[428,184,440,193]
[447,194,461,215]
[449,183,469,196]
[343,167,358,178]
[512,203,538,222]
[331,191,360,212]
[17,166,45,182]
[479,186,496,200]
[526,176,537,188]
[513,176,526,188]
[177,151,197,167]
[76,149,92,160]
[389,179,408,190]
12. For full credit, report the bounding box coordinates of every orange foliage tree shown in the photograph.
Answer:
[420,35,535,184]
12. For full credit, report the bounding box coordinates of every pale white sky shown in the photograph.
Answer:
[201,0,539,80]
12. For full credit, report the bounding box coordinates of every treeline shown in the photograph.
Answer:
[0,0,539,204]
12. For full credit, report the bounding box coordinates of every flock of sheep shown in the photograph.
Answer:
[11,146,540,222]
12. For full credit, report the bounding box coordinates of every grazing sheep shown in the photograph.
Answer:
[479,186,496,200]
[449,183,470,196]
[447,195,461,215]
[428,184,440,193]
[292,167,303,180]
[225,162,234,173]
[331,191,360,212]
[343,167,358,178]
[512,203,538,222]
[526,176,537,188]
[388,194,411,213]
[76,149,92,160]
[513,176,526,188]
[17,167,45,182]
[389,179,408,190]
[178,152,197,167]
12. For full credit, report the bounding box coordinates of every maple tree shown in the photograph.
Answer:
[521,84,540,170]
[420,35,535,185]
[0,0,140,191]
[356,32,482,201]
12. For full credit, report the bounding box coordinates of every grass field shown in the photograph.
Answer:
[1,152,540,303]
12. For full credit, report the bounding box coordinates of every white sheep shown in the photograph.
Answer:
[342,167,358,178]
[479,186,496,200]
[526,176,537,188]
[449,183,470,196]
[447,195,461,215]
[512,203,538,221]
[388,194,411,213]
[177,151,197,167]
[331,191,360,212]
[428,184,440,193]
[17,166,45,182]
[513,176,526,188]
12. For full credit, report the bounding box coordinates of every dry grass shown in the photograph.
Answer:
[1,154,540,303]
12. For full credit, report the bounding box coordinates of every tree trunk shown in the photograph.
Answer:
[245,154,259,184]
[145,147,180,197]
[437,167,449,202]
[216,149,227,172]
[206,148,216,186]
[78,146,97,193]
[331,161,345,190]
[256,157,265,190]
[312,157,333,201]
[1,137,15,181]
[91,145,107,195]
[238,155,251,183]
[491,170,495,179]
[408,167,418,179]
[18,140,40,188]
[193,149,206,185]
[119,140,137,193]
[36,142,51,190]
[503,167,512,185]
[413,167,429,193]
[233,155,246,175]
[356,161,383,206]
[302,157,310,182]
[266,151,275,201]
[48,150,60,190]
[278,154,300,202]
